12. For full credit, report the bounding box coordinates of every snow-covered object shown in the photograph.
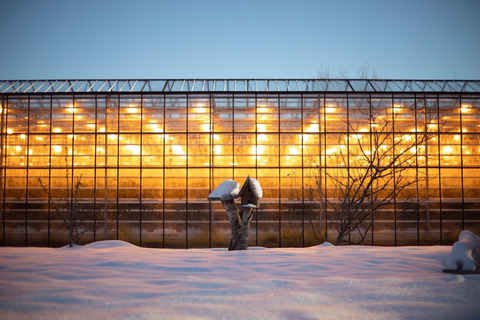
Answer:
[208,180,241,200]
[444,230,480,273]
[249,177,263,199]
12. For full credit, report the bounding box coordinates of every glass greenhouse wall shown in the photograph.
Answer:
[1,79,479,247]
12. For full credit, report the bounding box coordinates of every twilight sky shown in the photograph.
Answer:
[0,0,479,80]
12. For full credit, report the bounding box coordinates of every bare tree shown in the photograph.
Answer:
[39,150,96,247]
[305,99,439,245]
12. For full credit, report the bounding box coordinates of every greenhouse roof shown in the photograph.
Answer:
[1,79,480,94]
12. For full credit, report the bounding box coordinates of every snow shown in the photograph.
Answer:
[445,230,480,272]
[249,176,263,198]
[207,180,241,200]
[1,242,479,320]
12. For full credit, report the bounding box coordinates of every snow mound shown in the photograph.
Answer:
[320,242,334,247]
[208,180,241,200]
[445,230,480,272]
[84,240,138,249]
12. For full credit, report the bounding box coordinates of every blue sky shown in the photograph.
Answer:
[1,0,479,80]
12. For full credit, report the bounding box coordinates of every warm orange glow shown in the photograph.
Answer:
[461,104,471,113]
[393,104,403,113]
[443,146,453,154]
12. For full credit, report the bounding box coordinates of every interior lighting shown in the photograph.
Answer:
[15,146,22,152]
[52,145,62,153]
[454,135,461,141]
[7,129,13,134]
[402,135,413,141]
[305,124,319,132]
[35,136,43,141]
[289,147,300,155]
[257,108,270,113]
[258,134,268,142]
[325,147,337,155]
[53,128,62,133]
[127,107,138,114]
[257,124,267,132]
[325,107,336,113]
[108,134,117,140]
[125,145,140,155]
[214,145,222,154]
[20,134,26,139]
[251,145,265,155]
[172,145,185,155]
[461,104,471,113]
[86,124,96,128]
[393,104,403,113]
[194,107,207,113]
[443,146,453,154]
[99,127,106,132]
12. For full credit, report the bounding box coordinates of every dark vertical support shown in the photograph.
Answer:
[48,96,53,246]
[116,95,120,240]
[185,94,189,249]
[459,96,465,231]
[346,94,350,244]
[162,95,166,248]
[278,94,281,247]
[369,93,374,246]
[437,95,443,244]
[323,95,328,242]
[254,94,258,247]
[208,93,213,248]
[139,94,143,246]
[414,95,420,246]
[0,96,4,246]
[25,95,31,245]
[1,96,8,246]
[301,93,305,247]
[392,94,397,246]
[93,95,98,242]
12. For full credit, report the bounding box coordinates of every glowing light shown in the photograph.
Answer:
[15,146,21,151]
[214,145,222,155]
[65,104,76,113]
[35,136,43,141]
[305,124,319,132]
[251,145,265,155]
[52,145,62,153]
[393,104,403,113]
[326,147,337,155]
[86,124,96,128]
[201,124,211,132]
[7,129,13,134]
[257,107,270,113]
[125,145,140,155]
[258,134,268,142]
[108,134,117,140]
[325,107,336,113]
[172,145,185,155]
[402,135,412,141]
[99,127,106,133]
[351,134,363,140]
[454,135,461,141]
[127,107,138,114]
[53,128,62,133]
[148,124,163,132]
[20,134,26,139]
[257,124,267,132]
[289,147,300,155]
[460,104,471,113]
[194,107,207,113]
[359,128,369,133]
[442,146,453,154]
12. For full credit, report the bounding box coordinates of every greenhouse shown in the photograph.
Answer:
[1,79,479,247]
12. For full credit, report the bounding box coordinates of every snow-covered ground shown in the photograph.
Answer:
[1,242,479,320]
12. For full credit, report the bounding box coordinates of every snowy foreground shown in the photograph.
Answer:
[1,242,479,320]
